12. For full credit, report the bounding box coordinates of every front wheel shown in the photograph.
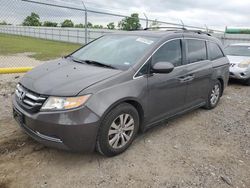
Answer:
[244,78,250,86]
[96,103,139,157]
[204,80,222,110]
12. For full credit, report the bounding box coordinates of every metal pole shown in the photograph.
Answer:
[82,1,88,44]
[204,24,208,32]
[143,13,148,28]
[180,20,185,29]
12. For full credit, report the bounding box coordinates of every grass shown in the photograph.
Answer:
[0,34,81,61]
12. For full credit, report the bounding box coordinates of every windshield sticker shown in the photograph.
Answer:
[124,62,131,65]
[136,37,154,45]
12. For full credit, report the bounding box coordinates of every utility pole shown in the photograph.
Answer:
[82,1,88,44]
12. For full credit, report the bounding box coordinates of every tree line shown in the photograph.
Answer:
[0,21,11,25]
[21,12,142,30]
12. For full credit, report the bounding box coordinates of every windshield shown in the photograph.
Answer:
[70,35,158,70]
[225,45,250,57]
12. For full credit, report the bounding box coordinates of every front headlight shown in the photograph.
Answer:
[41,95,91,111]
[238,60,250,68]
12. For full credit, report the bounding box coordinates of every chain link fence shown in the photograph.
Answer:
[0,25,118,44]
[1,0,250,71]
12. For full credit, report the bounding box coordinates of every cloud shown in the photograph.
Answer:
[0,0,250,30]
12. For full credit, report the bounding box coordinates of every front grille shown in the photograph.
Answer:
[15,84,47,113]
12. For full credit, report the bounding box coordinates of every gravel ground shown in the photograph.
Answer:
[0,55,250,188]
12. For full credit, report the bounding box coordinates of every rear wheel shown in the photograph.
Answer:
[204,80,222,110]
[96,103,139,157]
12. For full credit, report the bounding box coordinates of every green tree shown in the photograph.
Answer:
[87,22,93,28]
[22,12,41,26]
[107,22,115,30]
[118,13,141,30]
[93,25,103,29]
[150,19,160,28]
[75,23,84,28]
[0,21,7,25]
[61,19,74,27]
[43,21,58,27]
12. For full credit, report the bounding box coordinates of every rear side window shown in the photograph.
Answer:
[186,39,207,64]
[152,39,182,67]
[208,42,224,60]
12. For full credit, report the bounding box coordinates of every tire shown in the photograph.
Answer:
[96,103,139,157]
[244,78,250,86]
[204,80,222,110]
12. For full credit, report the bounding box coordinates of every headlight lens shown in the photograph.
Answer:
[238,60,250,68]
[41,95,91,110]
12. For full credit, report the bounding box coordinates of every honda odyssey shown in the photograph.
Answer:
[13,28,230,156]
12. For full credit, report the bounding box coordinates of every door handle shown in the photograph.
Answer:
[178,76,188,82]
[186,75,195,81]
[178,75,194,82]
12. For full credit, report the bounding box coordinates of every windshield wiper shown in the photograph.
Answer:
[82,60,117,69]
[68,55,84,64]
[69,56,116,69]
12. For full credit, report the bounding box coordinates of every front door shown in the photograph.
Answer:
[146,39,189,125]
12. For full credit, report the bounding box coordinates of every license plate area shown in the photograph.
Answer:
[13,108,24,125]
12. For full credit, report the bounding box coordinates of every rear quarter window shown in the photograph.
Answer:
[208,42,224,61]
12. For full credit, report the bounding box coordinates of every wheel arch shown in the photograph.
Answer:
[217,77,224,96]
[99,97,145,132]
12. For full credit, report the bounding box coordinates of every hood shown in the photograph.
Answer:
[227,55,250,65]
[20,58,122,96]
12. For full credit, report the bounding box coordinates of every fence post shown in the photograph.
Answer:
[81,1,88,44]
[52,28,53,40]
[143,13,148,28]
[59,28,61,41]
[77,29,79,43]
[68,29,69,42]
[88,30,90,42]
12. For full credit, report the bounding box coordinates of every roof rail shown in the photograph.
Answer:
[182,29,212,36]
[143,27,212,36]
[144,26,187,31]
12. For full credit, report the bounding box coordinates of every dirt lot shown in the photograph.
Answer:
[0,55,250,188]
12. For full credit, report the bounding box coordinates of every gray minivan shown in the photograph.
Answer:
[13,28,230,156]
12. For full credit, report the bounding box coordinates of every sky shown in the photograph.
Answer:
[1,0,250,31]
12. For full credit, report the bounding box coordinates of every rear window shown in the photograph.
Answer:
[208,42,224,60]
[186,39,207,64]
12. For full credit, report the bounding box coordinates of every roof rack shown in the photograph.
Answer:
[144,26,187,31]
[143,27,212,36]
[182,29,212,36]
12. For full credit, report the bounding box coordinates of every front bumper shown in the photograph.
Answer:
[12,96,100,152]
[229,66,250,80]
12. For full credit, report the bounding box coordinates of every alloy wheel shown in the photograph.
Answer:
[210,84,220,106]
[108,113,135,149]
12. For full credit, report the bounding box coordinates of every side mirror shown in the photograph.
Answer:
[152,62,174,74]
